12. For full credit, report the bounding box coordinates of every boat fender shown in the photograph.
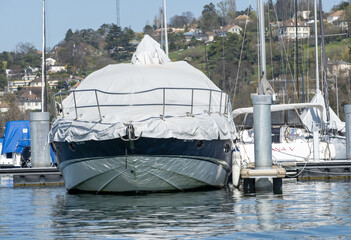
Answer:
[232,150,241,188]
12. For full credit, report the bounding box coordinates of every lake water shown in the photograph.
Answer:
[0,176,351,239]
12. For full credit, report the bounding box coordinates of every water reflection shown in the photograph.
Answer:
[0,180,351,239]
[52,189,240,239]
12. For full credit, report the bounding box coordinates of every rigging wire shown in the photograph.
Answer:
[306,0,311,102]
[233,2,251,102]
[272,2,298,103]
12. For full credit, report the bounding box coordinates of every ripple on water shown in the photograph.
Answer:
[0,180,350,239]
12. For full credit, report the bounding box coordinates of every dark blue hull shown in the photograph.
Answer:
[52,137,233,193]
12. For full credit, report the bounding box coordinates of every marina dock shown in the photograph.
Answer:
[0,167,63,186]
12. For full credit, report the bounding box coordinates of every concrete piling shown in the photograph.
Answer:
[252,95,273,192]
[30,112,51,167]
[345,105,351,159]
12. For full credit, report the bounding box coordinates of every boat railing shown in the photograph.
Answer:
[53,87,230,121]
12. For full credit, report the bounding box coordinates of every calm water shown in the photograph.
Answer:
[0,176,351,239]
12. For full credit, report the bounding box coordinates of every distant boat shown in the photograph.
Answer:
[233,0,346,165]
[0,121,31,168]
[49,35,236,193]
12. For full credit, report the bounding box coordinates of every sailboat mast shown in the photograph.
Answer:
[313,0,319,92]
[258,0,266,95]
[41,0,47,112]
[295,0,299,102]
[163,0,169,57]
[318,0,330,123]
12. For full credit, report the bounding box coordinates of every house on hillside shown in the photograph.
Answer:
[48,65,66,73]
[327,10,348,30]
[214,24,242,37]
[45,57,56,66]
[224,24,242,35]
[17,88,41,112]
[234,14,251,25]
[29,78,43,88]
[0,101,9,113]
[6,79,32,93]
[281,19,310,40]
[184,29,205,41]
[45,57,67,73]
[29,78,58,89]
[298,11,311,20]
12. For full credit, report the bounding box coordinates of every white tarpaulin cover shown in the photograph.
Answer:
[232,103,324,119]
[49,35,236,143]
[300,90,345,132]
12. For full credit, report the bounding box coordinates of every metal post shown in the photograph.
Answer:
[30,112,51,167]
[162,88,165,119]
[252,94,273,192]
[208,90,212,114]
[252,95,272,169]
[59,93,64,118]
[190,89,194,116]
[258,0,266,79]
[219,92,222,114]
[336,75,339,117]
[313,122,320,161]
[224,94,228,115]
[95,90,102,121]
[73,91,78,119]
[41,0,47,112]
[345,105,351,159]
[314,0,319,92]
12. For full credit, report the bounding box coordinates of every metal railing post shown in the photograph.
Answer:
[219,92,222,114]
[224,94,228,116]
[190,89,194,116]
[208,90,212,114]
[162,88,166,119]
[59,93,64,118]
[95,90,102,121]
[73,91,78,119]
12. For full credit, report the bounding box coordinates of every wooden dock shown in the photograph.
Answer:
[0,167,64,186]
[285,160,351,180]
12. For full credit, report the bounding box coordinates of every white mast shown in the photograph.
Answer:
[163,0,169,57]
[41,0,47,112]
[313,0,319,92]
[258,0,266,80]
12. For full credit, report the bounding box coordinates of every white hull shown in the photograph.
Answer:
[0,153,22,167]
[60,155,229,193]
[238,141,337,163]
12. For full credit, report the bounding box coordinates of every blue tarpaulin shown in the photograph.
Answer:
[1,121,30,154]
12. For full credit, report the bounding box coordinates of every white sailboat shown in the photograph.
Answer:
[233,0,346,165]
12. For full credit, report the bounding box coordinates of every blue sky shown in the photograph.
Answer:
[0,0,337,52]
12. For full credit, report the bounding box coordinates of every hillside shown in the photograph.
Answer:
[0,1,350,133]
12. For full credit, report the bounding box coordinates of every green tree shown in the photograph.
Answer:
[200,3,221,31]
[143,25,153,35]
[65,29,74,42]
[0,75,7,90]
[105,25,135,62]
